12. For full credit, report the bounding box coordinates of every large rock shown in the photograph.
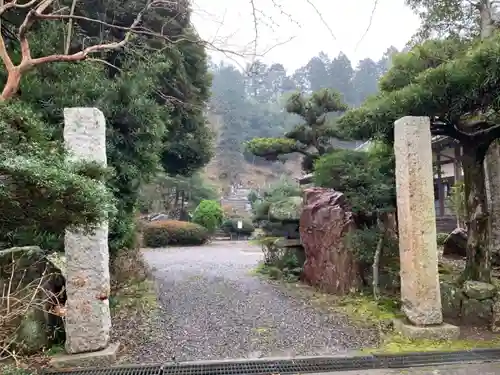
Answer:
[440,281,463,319]
[462,298,493,325]
[463,281,496,300]
[299,187,360,295]
[442,228,467,258]
[269,196,303,222]
[0,246,66,354]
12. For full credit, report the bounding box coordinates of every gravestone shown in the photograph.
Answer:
[63,108,111,354]
[393,116,459,339]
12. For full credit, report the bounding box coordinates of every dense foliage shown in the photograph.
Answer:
[143,220,209,247]
[336,32,500,282]
[246,89,348,172]
[221,218,255,236]
[192,200,224,233]
[139,173,218,216]
[314,142,395,215]
[0,1,213,254]
[210,49,398,183]
[0,100,114,248]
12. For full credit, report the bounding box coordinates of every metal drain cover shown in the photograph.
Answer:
[43,349,500,375]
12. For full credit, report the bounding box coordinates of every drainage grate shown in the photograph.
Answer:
[44,365,163,375]
[43,348,500,375]
[161,356,378,375]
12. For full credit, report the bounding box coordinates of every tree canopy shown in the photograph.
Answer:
[336,33,500,282]
[0,0,214,252]
[209,47,398,183]
[245,88,348,172]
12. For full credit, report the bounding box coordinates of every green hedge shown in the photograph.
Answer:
[143,220,209,247]
[437,232,449,246]
[221,218,255,236]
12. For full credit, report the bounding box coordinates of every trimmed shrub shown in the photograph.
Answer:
[143,220,209,247]
[221,218,255,236]
[436,232,449,246]
[192,199,224,233]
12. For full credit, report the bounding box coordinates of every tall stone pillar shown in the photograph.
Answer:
[63,108,111,354]
[393,116,459,339]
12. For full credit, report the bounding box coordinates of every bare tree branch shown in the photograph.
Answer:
[64,0,78,54]
[354,0,379,52]
[0,0,169,100]
[303,0,336,40]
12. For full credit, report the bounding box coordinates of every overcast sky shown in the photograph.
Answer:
[190,0,421,73]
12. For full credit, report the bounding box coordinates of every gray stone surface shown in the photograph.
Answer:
[393,318,459,340]
[49,342,119,368]
[440,281,463,319]
[134,241,376,362]
[461,298,493,325]
[63,108,111,354]
[491,299,500,332]
[463,280,496,300]
[394,116,442,326]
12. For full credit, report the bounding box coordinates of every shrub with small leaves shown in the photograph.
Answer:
[192,199,223,233]
[221,218,255,236]
[143,220,209,247]
[436,232,449,246]
[0,100,114,247]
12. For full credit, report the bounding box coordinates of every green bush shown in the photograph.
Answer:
[143,220,209,247]
[192,199,223,233]
[221,218,255,235]
[0,101,114,249]
[437,232,449,246]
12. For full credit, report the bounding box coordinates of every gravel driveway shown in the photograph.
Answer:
[129,241,376,363]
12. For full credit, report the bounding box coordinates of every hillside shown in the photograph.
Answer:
[206,49,397,194]
[203,113,302,194]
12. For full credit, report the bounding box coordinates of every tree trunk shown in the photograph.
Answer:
[479,0,500,275]
[1,69,21,101]
[173,187,179,209]
[461,145,491,283]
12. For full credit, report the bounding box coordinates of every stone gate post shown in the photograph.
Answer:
[62,108,112,355]
[393,116,459,339]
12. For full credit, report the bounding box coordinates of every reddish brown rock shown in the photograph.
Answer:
[442,228,467,258]
[299,187,360,295]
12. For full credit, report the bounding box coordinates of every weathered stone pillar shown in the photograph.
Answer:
[63,108,111,354]
[393,116,459,339]
[485,143,500,265]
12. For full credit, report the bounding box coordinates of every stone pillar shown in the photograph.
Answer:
[485,143,500,265]
[63,108,111,354]
[393,116,459,339]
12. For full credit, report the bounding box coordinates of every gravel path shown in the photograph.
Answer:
[127,241,376,363]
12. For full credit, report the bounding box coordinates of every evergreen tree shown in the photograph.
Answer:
[246,88,347,172]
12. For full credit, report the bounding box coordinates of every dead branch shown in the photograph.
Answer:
[0,254,64,362]
[64,0,78,54]
[355,0,379,52]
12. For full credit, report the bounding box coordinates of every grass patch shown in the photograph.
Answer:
[267,280,500,354]
[110,279,158,313]
[248,261,268,276]
[274,282,402,328]
[44,344,65,356]
[366,334,500,354]
[332,294,403,327]
[250,261,299,283]
[0,365,35,375]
